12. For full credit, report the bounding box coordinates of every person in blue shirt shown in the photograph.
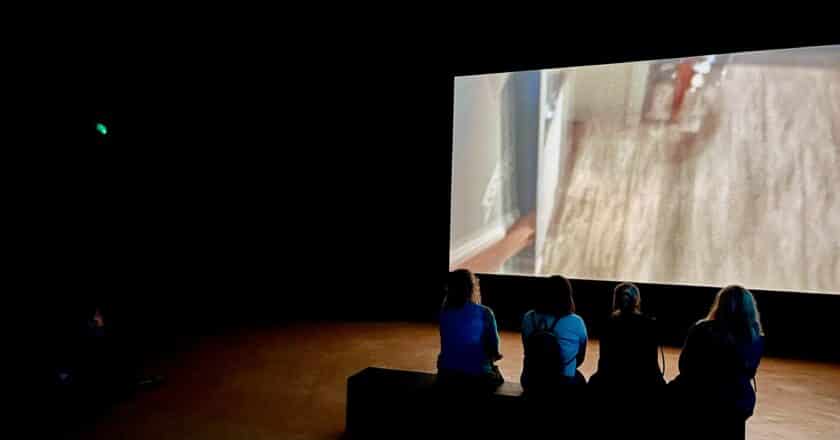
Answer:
[437,269,504,389]
[520,275,588,390]
[669,285,765,440]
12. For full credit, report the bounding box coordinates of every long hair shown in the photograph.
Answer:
[612,282,641,317]
[535,275,575,317]
[443,269,480,309]
[705,285,764,343]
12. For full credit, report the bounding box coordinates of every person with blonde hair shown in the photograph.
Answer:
[669,285,764,439]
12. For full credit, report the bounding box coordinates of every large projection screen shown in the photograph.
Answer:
[449,46,840,295]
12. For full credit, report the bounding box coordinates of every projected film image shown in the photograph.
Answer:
[449,46,840,294]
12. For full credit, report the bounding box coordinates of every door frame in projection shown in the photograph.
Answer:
[535,69,571,274]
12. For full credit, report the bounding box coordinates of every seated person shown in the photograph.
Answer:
[668,285,764,440]
[520,275,587,391]
[437,269,504,389]
[589,282,664,389]
[57,302,163,401]
[588,283,665,438]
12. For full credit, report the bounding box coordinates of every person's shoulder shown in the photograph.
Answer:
[637,312,655,321]
[636,313,657,326]
[689,319,718,336]
[692,318,713,329]
[569,313,586,324]
[603,314,619,330]
[521,310,537,329]
[567,313,587,329]
[640,314,659,331]
[440,304,466,317]
[634,314,658,337]
[476,303,496,317]
[570,314,587,337]
[610,312,648,325]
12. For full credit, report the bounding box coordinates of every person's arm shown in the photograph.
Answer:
[438,309,446,345]
[678,322,705,375]
[521,311,531,348]
[743,337,764,379]
[649,317,663,372]
[484,307,502,361]
[576,316,588,367]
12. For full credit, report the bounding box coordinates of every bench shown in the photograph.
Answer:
[345,367,585,439]
[346,367,739,439]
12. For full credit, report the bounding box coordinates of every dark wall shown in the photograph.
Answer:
[476,276,840,363]
[30,34,840,365]
[30,61,455,353]
[388,272,840,363]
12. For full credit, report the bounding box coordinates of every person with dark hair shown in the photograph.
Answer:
[437,269,504,389]
[669,285,764,440]
[520,275,588,391]
[589,282,664,388]
[587,283,665,438]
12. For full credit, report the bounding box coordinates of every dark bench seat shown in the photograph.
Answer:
[345,367,572,439]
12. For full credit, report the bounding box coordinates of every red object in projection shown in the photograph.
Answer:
[671,61,695,122]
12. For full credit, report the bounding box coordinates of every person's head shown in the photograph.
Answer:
[612,282,641,316]
[443,269,480,309]
[705,285,764,342]
[535,275,575,317]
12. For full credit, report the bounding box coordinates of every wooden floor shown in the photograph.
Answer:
[71,321,840,440]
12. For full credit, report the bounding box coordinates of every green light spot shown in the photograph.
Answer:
[96,122,108,136]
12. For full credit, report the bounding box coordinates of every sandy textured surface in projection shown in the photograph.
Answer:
[541,64,840,294]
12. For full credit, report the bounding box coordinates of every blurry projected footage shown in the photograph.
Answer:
[449,46,840,294]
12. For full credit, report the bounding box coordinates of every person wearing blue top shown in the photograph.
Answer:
[437,269,504,389]
[669,285,765,440]
[520,275,588,390]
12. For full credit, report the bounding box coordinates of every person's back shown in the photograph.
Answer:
[520,276,587,391]
[596,313,663,384]
[437,269,503,389]
[521,311,587,385]
[672,319,763,413]
[438,302,499,376]
[669,285,764,440]
[517,277,588,438]
[590,312,665,439]
[591,283,663,387]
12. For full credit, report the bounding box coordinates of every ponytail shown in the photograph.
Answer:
[613,282,641,316]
